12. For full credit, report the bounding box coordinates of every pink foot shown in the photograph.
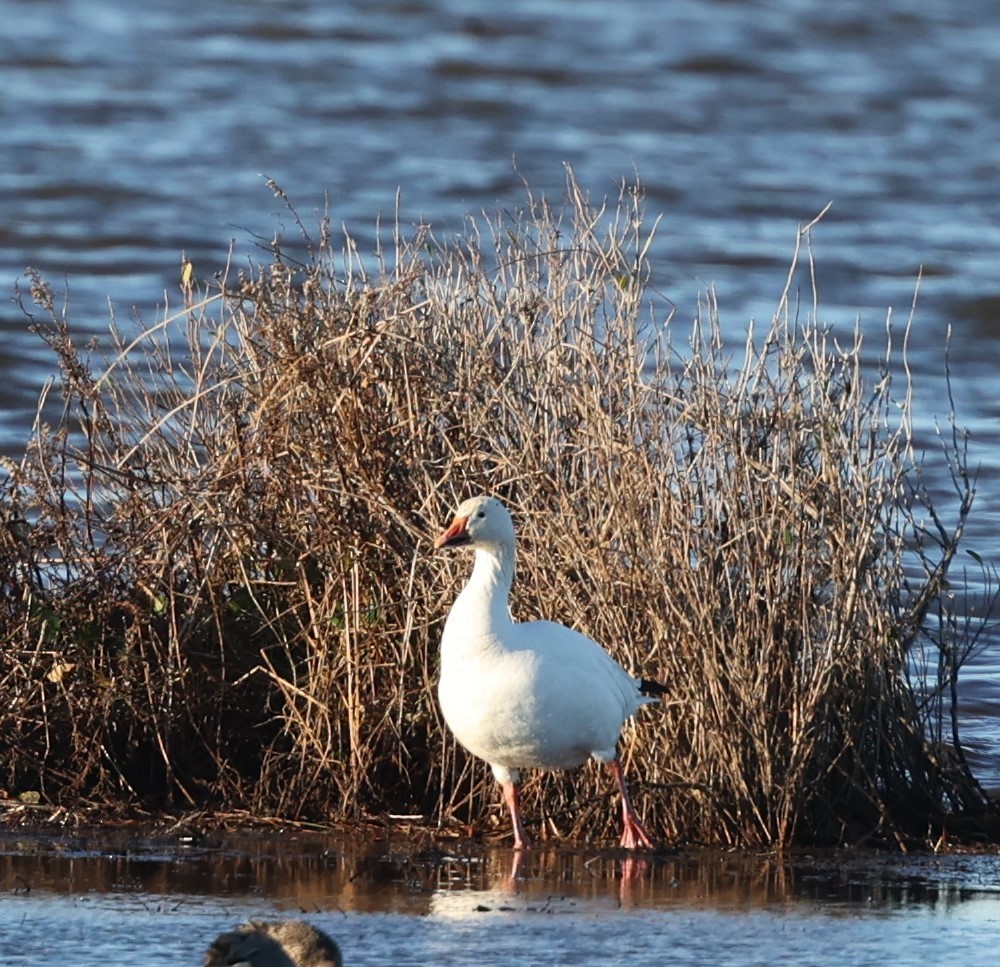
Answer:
[607,757,656,850]
[619,813,655,849]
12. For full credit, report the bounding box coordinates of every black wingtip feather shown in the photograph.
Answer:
[639,677,668,697]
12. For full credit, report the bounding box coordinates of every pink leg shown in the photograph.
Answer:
[607,757,654,849]
[501,780,530,849]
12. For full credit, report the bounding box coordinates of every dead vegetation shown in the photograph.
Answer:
[0,172,995,847]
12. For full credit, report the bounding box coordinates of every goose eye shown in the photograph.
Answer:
[476,511,486,519]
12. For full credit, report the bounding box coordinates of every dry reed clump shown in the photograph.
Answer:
[0,172,994,846]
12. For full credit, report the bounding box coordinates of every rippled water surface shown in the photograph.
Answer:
[3,831,1000,966]
[4,0,1000,443]
[0,0,998,836]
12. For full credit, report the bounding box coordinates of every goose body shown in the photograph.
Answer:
[439,616,654,774]
[435,495,664,849]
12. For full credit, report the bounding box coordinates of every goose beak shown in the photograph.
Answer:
[434,515,471,548]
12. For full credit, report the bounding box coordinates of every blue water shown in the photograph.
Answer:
[4,1,999,392]
[4,1,998,515]
[8,896,1000,967]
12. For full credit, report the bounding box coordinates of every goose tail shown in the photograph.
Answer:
[638,677,668,699]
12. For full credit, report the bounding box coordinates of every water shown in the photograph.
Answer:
[4,1,1000,422]
[0,0,998,908]
[3,831,1000,966]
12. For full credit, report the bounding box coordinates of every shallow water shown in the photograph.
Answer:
[3,830,1000,966]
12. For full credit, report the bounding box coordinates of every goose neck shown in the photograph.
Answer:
[458,542,515,629]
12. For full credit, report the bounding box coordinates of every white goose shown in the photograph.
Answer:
[434,494,665,849]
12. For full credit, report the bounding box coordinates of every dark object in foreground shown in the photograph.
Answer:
[204,920,343,967]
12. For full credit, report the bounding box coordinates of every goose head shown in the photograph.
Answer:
[434,495,515,552]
